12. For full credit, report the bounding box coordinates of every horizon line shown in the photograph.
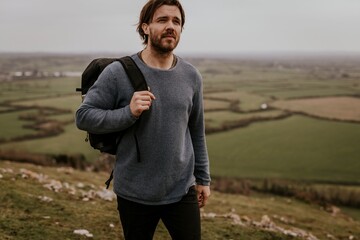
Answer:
[1,50,360,59]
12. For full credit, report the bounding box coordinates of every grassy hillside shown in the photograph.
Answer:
[1,161,359,240]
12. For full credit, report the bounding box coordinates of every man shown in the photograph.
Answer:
[76,0,210,239]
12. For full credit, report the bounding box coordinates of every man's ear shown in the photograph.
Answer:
[142,23,149,35]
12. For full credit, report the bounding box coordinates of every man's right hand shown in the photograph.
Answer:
[130,90,156,118]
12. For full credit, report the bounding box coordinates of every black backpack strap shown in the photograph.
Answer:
[105,170,114,189]
[119,56,148,91]
[104,56,148,189]
[119,56,148,162]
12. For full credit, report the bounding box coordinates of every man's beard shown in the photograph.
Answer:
[149,30,180,54]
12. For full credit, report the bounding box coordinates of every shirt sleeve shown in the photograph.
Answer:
[75,63,137,134]
[188,71,211,186]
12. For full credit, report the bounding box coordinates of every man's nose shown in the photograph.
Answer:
[165,21,175,30]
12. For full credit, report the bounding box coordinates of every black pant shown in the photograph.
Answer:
[117,187,200,240]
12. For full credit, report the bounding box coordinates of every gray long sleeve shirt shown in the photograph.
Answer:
[76,54,210,205]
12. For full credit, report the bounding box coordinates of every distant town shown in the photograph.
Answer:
[0,70,81,81]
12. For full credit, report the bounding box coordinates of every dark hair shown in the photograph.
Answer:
[137,0,185,45]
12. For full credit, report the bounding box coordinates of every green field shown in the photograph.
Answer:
[205,90,271,111]
[0,77,79,103]
[11,95,81,113]
[0,110,38,138]
[205,110,285,129]
[0,124,100,162]
[207,115,360,183]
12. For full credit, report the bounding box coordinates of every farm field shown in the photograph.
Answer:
[207,115,360,183]
[271,96,360,122]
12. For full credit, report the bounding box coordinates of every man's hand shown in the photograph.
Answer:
[130,90,156,118]
[195,185,210,208]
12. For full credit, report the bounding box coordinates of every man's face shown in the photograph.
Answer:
[143,5,182,53]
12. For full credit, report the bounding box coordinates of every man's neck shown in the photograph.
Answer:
[141,47,174,70]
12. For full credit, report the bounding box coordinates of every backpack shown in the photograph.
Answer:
[76,56,148,155]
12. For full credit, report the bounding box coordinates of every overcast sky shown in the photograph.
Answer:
[1,0,360,55]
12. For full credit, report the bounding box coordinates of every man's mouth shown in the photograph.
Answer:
[162,34,175,39]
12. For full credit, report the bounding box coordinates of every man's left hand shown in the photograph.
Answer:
[195,185,210,208]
